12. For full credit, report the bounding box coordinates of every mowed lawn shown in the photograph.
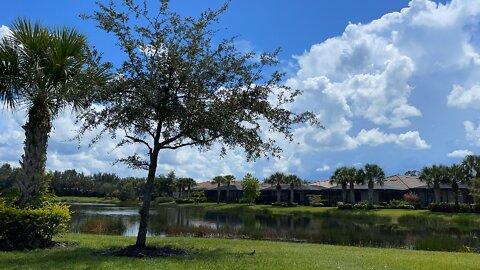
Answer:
[0,234,479,270]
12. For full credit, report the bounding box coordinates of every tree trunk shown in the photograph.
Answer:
[276,183,281,203]
[434,182,441,203]
[290,185,294,204]
[452,181,459,205]
[341,184,347,203]
[135,147,159,248]
[349,181,355,204]
[217,183,220,204]
[368,181,374,205]
[17,103,52,207]
[226,182,230,204]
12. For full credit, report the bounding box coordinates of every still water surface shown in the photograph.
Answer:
[69,203,480,252]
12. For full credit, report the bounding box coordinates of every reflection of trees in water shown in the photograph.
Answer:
[70,205,480,252]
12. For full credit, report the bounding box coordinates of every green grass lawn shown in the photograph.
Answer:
[53,196,122,204]
[0,234,479,270]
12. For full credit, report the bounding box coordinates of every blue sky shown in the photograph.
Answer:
[1,0,478,182]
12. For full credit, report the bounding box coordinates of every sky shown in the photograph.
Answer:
[2,0,480,182]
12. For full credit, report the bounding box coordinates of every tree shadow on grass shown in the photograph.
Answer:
[0,245,251,269]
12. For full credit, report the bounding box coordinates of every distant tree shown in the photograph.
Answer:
[285,174,302,204]
[224,175,235,204]
[211,176,226,204]
[448,164,466,205]
[265,172,288,203]
[364,164,385,205]
[462,155,480,179]
[419,165,449,203]
[80,0,317,248]
[353,168,365,204]
[241,173,260,204]
[0,19,108,207]
[330,167,350,204]
[404,170,419,176]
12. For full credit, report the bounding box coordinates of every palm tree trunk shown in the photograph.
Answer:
[276,183,281,203]
[290,184,294,204]
[341,184,347,203]
[349,182,355,204]
[135,147,159,248]
[434,182,441,203]
[226,182,230,204]
[17,103,52,207]
[368,181,374,205]
[217,183,220,204]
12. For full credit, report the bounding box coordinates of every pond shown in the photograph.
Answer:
[69,203,480,252]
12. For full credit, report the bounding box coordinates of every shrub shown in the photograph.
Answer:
[191,191,207,204]
[428,202,472,213]
[305,195,326,206]
[155,197,174,204]
[386,199,415,209]
[175,198,195,204]
[0,202,71,250]
[337,203,353,210]
[271,202,297,207]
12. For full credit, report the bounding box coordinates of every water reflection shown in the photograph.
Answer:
[69,204,480,252]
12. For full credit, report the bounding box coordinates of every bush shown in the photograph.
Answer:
[190,191,207,204]
[155,197,174,204]
[428,202,472,213]
[0,202,71,250]
[175,198,195,204]
[386,199,415,209]
[271,202,297,207]
[305,195,327,206]
[337,202,353,210]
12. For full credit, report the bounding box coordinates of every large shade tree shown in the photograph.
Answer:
[0,19,108,207]
[80,1,318,248]
[265,172,288,203]
[364,164,385,205]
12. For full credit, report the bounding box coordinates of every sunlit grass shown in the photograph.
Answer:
[0,234,479,270]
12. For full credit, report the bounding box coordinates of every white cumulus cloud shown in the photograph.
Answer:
[447,149,474,158]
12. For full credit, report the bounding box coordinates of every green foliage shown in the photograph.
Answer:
[241,173,260,204]
[0,201,71,250]
[175,198,195,204]
[155,196,174,204]
[191,191,207,204]
[271,202,297,207]
[428,202,475,213]
[305,195,326,207]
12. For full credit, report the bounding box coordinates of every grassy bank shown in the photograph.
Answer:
[0,234,479,270]
[53,196,122,204]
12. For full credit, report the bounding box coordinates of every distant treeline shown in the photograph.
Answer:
[0,163,193,201]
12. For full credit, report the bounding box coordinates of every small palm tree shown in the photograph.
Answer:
[265,172,287,203]
[285,174,302,204]
[184,178,196,197]
[330,167,350,203]
[224,175,235,204]
[364,164,385,205]
[0,19,108,206]
[211,176,225,204]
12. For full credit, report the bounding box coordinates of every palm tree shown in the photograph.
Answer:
[0,19,108,206]
[449,164,465,205]
[184,178,196,197]
[265,172,287,203]
[353,168,365,204]
[364,164,385,205]
[330,167,350,204]
[419,165,449,203]
[211,176,225,204]
[224,175,235,204]
[285,174,302,204]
